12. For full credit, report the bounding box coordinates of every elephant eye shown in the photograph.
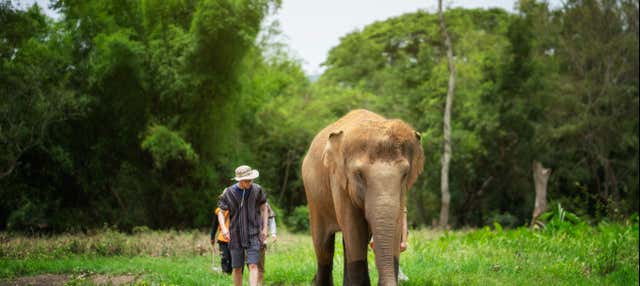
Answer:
[355,170,365,182]
[401,169,409,181]
[353,170,367,192]
[399,161,410,178]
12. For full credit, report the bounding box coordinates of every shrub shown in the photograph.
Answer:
[538,203,585,234]
[132,225,152,234]
[285,206,309,233]
[485,212,519,228]
[6,200,46,231]
[140,124,198,169]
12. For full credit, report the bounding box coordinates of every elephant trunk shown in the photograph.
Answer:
[368,196,401,286]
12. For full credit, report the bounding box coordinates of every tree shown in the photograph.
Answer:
[437,0,456,229]
[1,0,278,231]
[2,0,637,231]
[531,160,551,226]
[0,1,85,179]
[322,8,513,226]
[549,0,639,217]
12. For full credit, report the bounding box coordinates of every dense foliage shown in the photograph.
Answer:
[1,0,280,231]
[0,0,638,232]
[320,0,639,227]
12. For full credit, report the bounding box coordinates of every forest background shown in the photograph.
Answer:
[1,0,638,233]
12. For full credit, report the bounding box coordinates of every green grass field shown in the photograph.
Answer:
[1,221,638,285]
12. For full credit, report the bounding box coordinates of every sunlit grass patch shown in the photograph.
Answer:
[1,222,638,285]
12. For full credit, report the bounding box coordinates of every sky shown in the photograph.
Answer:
[19,0,560,75]
[273,0,523,75]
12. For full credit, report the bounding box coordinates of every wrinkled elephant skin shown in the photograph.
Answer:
[302,109,424,286]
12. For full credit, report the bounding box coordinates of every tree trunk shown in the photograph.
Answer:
[107,183,127,212]
[601,156,620,215]
[531,161,551,227]
[460,176,492,225]
[438,0,456,229]
[278,150,292,205]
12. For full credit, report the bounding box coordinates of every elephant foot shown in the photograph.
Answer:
[345,260,371,286]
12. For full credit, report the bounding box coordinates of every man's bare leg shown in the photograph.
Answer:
[257,244,266,285]
[233,267,243,286]
[249,264,259,286]
[257,271,264,286]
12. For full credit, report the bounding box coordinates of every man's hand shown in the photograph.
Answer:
[261,228,268,242]
[210,239,216,246]
[222,229,230,241]
[400,241,408,252]
[270,234,277,244]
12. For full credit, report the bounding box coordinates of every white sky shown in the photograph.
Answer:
[273,0,522,75]
[19,0,560,75]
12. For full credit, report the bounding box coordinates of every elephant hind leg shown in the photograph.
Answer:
[313,232,335,286]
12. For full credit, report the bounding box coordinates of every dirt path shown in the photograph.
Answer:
[0,274,137,286]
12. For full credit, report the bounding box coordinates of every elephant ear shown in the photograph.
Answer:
[407,131,424,189]
[322,130,347,191]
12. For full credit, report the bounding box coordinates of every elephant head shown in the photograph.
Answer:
[321,119,424,285]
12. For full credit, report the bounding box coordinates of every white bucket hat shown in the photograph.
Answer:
[233,165,259,181]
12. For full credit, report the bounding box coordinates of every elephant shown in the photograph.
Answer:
[302,109,424,286]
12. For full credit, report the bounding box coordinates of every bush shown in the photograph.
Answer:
[6,199,49,232]
[285,206,309,233]
[485,212,519,228]
[140,124,198,169]
[538,203,584,233]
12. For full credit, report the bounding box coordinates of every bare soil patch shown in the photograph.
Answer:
[0,274,137,286]
[0,274,69,286]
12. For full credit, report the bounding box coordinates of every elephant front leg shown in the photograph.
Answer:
[338,206,371,286]
[313,232,335,286]
[310,213,337,286]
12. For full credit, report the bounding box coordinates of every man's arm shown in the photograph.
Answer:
[400,207,408,252]
[268,216,277,236]
[218,190,230,241]
[267,204,277,243]
[211,209,220,244]
[260,203,268,242]
[218,210,229,241]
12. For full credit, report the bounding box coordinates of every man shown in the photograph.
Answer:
[210,203,232,274]
[213,198,276,280]
[218,165,269,286]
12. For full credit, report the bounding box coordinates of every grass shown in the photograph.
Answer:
[1,221,638,285]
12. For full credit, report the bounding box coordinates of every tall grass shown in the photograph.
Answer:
[1,220,638,285]
[0,227,211,259]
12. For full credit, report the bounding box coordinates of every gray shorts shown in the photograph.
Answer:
[230,246,261,268]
